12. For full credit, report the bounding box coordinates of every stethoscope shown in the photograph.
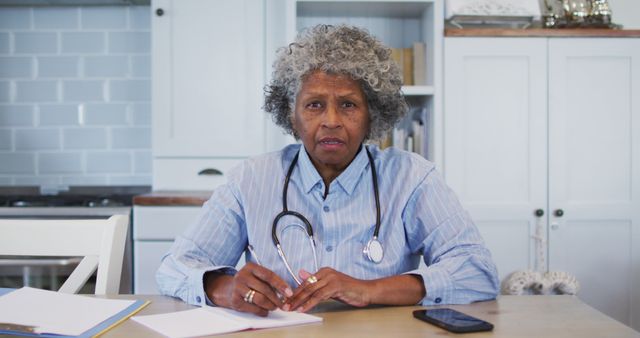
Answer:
[271,145,384,285]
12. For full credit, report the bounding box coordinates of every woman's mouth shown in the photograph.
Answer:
[318,138,345,150]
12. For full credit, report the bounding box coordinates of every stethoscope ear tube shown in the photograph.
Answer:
[276,244,303,285]
[274,231,320,286]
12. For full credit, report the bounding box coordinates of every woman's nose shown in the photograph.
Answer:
[322,104,341,128]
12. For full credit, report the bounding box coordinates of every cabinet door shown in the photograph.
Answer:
[133,205,201,294]
[133,205,248,294]
[548,38,640,328]
[134,241,173,294]
[152,0,265,157]
[133,205,201,240]
[444,38,548,282]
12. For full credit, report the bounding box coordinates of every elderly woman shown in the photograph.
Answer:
[157,24,498,316]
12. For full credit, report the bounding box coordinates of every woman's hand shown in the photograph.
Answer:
[286,268,427,313]
[204,262,293,317]
[286,267,374,313]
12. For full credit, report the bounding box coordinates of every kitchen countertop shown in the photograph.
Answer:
[445,28,640,37]
[133,191,211,206]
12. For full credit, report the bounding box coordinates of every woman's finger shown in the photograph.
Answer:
[245,279,280,311]
[231,288,270,317]
[287,270,332,311]
[235,263,291,311]
[251,264,294,299]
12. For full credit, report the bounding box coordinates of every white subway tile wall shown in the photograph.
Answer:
[0,82,8,101]
[0,34,8,53]
[0,6,151,185]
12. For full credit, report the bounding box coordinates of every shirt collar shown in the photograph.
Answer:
[296,144,371,196]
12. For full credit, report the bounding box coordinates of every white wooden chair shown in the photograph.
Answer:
[0,215,128,295]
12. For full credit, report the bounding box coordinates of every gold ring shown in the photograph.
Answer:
[306,275,318,284]
[243,289,256,304]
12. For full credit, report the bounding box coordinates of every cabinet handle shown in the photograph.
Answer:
[554,209,564,217]
[534,209,544,217]
[198,168,223,176]
[550,222,560,230]
[155,8,164,16]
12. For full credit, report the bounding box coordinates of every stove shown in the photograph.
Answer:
[0,186,148,208]
[0,185,151,293]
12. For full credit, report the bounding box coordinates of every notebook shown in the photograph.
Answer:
[0,287,149,338]
[132,306,322,338]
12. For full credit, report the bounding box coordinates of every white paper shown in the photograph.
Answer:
[133,306,322,338]
[203,307,323,330]
[0,287,135,336]
[132,308,249,338]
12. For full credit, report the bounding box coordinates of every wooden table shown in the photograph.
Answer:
[97,295,640,338]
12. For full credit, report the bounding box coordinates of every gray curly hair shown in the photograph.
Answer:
[264,24,408,141]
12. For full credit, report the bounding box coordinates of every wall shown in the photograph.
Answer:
[0,6,151,187]
[609,0,640,29]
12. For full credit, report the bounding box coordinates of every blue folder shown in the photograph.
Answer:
[0,288,149,338]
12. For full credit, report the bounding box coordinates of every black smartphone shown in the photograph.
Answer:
[413,308,494,333]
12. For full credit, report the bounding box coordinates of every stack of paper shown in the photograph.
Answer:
[133,306,322,338]
[0,287,148,337]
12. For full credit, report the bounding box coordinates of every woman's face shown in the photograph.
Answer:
[292,71,369,173]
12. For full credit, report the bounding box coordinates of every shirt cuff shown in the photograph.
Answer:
[193,266,237,307]
[404,265,453,305]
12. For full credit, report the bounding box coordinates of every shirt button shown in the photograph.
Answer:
[435,297,442,304]
[325,245,333,252]
[196,296,202,303]
[323,205,330,212]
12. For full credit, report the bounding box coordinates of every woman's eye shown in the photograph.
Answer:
[342,101,355,108]
[306,101,322,109]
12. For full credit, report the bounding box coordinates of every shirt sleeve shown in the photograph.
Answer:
[155,180,247,306]
[401,168,499,305]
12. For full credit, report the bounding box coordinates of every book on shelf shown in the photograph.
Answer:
[392,127,406,151]
[412,119,427,157]
[390,48,404,83]
[390,42,427,86]
[379,131,393,150]
[402,47,414,85]
[413,42,427,86]
[406,135,414,153]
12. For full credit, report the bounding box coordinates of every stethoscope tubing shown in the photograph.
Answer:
[366,146,382,239]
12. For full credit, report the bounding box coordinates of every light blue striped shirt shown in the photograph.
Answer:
[156,144,499,307]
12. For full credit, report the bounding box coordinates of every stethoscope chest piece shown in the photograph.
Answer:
[364,237,384,263]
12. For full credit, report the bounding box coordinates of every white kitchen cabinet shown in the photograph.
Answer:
[152,158,242,191]
[152,0,265,158]
[134,241,173,295]
[133,206,200,294]
[151,0,272,190]
[133,205,247,294]
[547,38,640,329]
[444,37,640,329]
[444,37,548,284]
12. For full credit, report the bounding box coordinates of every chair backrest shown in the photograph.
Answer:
[0,215,128,295]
